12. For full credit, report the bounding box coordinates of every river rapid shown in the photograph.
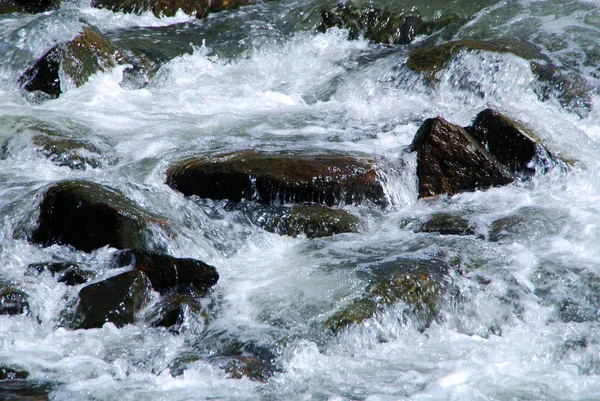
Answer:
[1,0,600,400]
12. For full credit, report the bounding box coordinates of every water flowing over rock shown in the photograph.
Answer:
[20,26,122,99]
[470,108,558,176]
[410,117,513,198]
[326,258,449,333]
[0,283,29,316]
[411,212,477,236]
[318,3,459,45]
[27,262,95,286]
[113,249,219,293]
[166,151,385,206]
[31,180,162,252]
[91,0,248,18]
[74,270,149,329]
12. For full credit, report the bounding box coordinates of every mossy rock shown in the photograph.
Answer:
[91,0,248,18]
[20,26,123,99]
[32,134,104,170]
[488,206,568,244]
[32,180,163,252]
[112,249,219,293]
[74,270,149,329]
[410,116,513,198]
[251,204,360,238]
[326,258,448,333]
[419,212,476,236]
[0,0,60,14]
[167,151,385,207]
[319,4,461,45]
[0,283,29,316]
[28,262,96,286]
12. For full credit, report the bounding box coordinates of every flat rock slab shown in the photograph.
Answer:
[166,151,385,206]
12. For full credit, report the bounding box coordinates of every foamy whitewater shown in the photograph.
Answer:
[1,0,600,399]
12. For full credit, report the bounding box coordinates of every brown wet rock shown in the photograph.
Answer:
[91,0,248,18]
[410,117,513,198]
[20,26,123,99]
[32,180,162,252]
[166,151,385,206]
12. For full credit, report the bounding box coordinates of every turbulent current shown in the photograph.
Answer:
[2,0,600,399]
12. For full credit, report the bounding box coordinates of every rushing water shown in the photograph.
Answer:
[2,0,600,399]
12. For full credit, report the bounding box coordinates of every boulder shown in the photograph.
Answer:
[113,249,219,293]
[243,204,360,238]
[318,4,460,45]
[0,283,29,316]
[470,108,558,175]
[166,151,385,206]
[0,0,60,14]
[31,180,161,252]
[326,258,449,333]
[91,0,248,18]
[20,26,122,99]
[28,262,95,286]
[410,117,513,198]
[74,270,149,329]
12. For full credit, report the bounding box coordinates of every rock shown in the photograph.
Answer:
[166,151,385,206]
[0,283,29,316]
[245,204,361,238]
[410,117,513,198]
[28,262,95,286]
[32,134,104,170]
[419,212,476,236]
[74,270,149,329]
[326,258,449,333]
[488,206,568,243]
[0,367,28,380]
[31,180,161,252]
[209,356,271,382]
[91,0,248,18]
[144,290,209,328]
[20,26,123,99]
[318,4,460,45]
[113,249,218,293]
[0,380,52,401]
[470,108,559,175]
[0,0,60,14]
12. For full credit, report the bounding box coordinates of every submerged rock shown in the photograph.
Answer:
[28,262,95,286]
[144,290,209,328]
[419,212,476,236]
[0,367,28,380]
[32,180,162,252]
[20,26,122,99]
[245,204,361,238]
[488,206,568,243]
[410,117,513,198]
[326,258,449,333]
[166,151,385,206]
[32,134,104,170]
[0,283,29,316]
[209,355,271,382]
[113,249,219,293]
[91,0,248,18]
[74,270,149,329]
[319,4,459,45]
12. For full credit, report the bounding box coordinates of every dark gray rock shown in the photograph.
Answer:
[0,283,29,316]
